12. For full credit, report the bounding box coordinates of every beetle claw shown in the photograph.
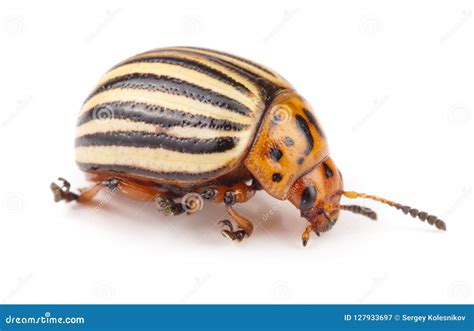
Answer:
[218,219,234,232]
[220,229,246,242]
[50,178,79,203]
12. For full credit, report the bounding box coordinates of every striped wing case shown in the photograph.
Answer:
[75,47,292,185]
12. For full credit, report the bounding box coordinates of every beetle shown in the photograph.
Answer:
[51,46,446,246]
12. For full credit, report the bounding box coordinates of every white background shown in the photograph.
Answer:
[1,0,473,304]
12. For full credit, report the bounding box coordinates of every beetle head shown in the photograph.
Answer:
[288,157,345,233]
[288,157,446,246]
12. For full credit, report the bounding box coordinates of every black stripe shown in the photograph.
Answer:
[113,55,251,95]
[176,47,278,77]
[295,114,314,155]
[76,131,238,154]
[77,162,226,181]
[322,162,334,178]
[303,108,325,138]
[203,56,282,101]
[77,101,248,132]
[86,73,252,117]
[165,49,281,101]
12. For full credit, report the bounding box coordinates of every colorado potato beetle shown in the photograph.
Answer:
[51,46,446,246]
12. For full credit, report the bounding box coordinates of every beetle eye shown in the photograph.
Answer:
[300,185,317,211]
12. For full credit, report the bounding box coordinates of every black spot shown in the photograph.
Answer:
[322,162,334,178]
[295,114,314,155]
[269,147,283,162]
[284,136,294,146]
[300,185,317,211]
[297,157,305,165]
[272,173,283,182]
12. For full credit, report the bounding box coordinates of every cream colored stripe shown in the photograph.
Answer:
[171,47,291,88]
[129,50,263,101]
[80,88,253,125]
[165,126,248,140]
[76,119,156,137]
[75,118,249,140]
[75,145,244,173]
[96,62,259,111]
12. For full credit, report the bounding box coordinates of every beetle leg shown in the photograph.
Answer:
[221,228,247,242]
[155,196,185,216]
[218,219,234,232]
[301,224,321,247]
[51,177,103,203]
[302,224,314,247]
[219,204,254,242]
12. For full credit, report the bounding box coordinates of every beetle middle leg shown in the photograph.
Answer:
[202,183,256,242]
[109,178,185,215]
[219,204,254,241]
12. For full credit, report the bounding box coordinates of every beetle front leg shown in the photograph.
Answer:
[301,224,320,247]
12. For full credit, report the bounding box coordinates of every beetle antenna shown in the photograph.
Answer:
[338,205,378,220]
[339,191,446,231]
[324,203,378,221]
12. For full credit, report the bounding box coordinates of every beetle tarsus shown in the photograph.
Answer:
[218,219,234,232]
[50,177,79,203]
[221,229,247,242]
[155,196,185,216]
[218,219,248,242]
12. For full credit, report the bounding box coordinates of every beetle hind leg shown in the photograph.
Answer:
[50,177,103,203]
